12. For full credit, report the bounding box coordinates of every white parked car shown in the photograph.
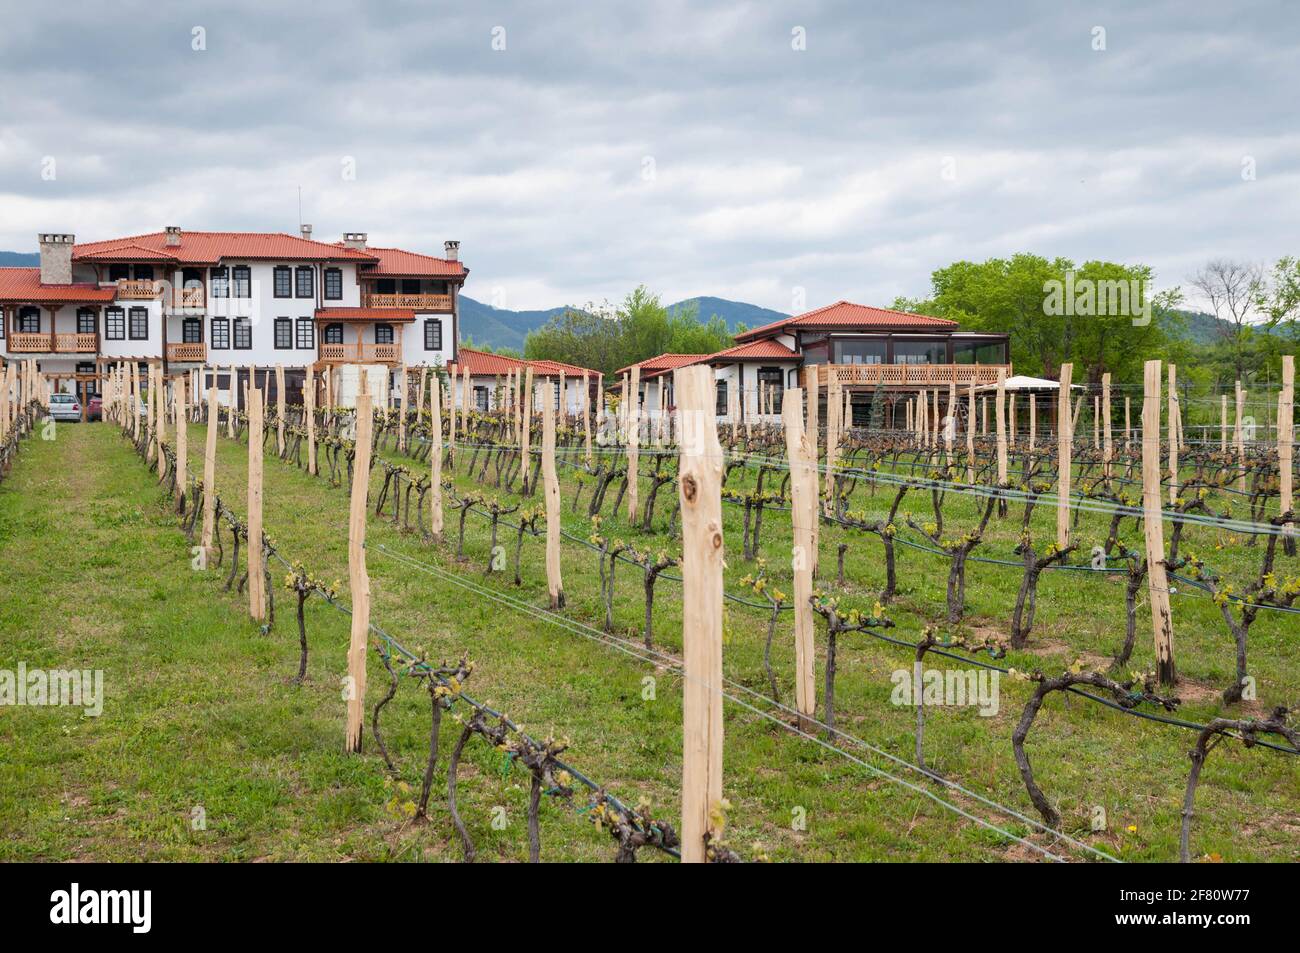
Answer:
[48,393,83,422]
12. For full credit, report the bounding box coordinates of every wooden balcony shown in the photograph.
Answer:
[318,342,400,364]
[116,279,161,300]
[172,287,205,309]
[7,332,98,354]
[166,342,206,363]
[361,292,453,311]
[818,363,1012,388]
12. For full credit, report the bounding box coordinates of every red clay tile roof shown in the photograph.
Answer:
[314,307,415,323]
[615,352,709,379]
[705,339,800,362]
[530,358,599,377]
[734,300,957,342]
[73,231,378,265]
[448,347,530,377]
[361,247,468,279]
[0,268,117,303]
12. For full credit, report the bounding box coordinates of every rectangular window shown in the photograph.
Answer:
[77,309,97,334]
[109,263,131,282]
[423,318,442,350]
[833,338,886,365]
[128,307,149,340]
[401,278,421,295]
[274,318,292,349]
[232,266,251,298]
[0,317,5,339]
[953,340,1006,364]
[756,366,784,413]
[295,318,314,349]
[374,323,394,345]
[18,309,40,333]
[274,266,291,298]
[324,267,342,300]
[474,386,490,411]
[134,264,154,281]
[182,317,202,344]
[376,278,396,295]
[295,265,314,298]
[210,317,230,349]
[106,307,125,340]
[715,380,728,416]
[324,323,343,344]
[211,267,229,298]
[233,317,252,349]
[893,340,947,365]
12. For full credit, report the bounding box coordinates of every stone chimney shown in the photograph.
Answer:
[300,224,313,240]
[38,233,74,285]
[342,232,367,250]
[444,240,460,261]
[165,225,182,246]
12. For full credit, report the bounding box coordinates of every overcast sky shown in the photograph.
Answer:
[1,0,1296,311]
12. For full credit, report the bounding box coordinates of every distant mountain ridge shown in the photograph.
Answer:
[0,251,39,266]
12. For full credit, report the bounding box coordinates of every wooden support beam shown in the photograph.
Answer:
[1142,360,1176,686]
[627,364,641,520]
[201,378,218,557]
[674,365,725,864]
[305,367,317,476]
[429,369,444,539]
[276,363,286,458]
[783,387,816,730]
[175,375,188,510]
[1056,363,1073,549]
[542,385,565,608]
[247,383,266,621]
[345,389,374,753]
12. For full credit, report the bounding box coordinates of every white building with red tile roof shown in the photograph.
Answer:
[615,299,1011,427]
[0,227,468,412]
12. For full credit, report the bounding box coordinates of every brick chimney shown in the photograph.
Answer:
[343,232,367,250]
[300,224,313,240]
[38,233,74,285]
[444,240,459,261]
[165,225,182,246]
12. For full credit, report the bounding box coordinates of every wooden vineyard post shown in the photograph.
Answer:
[1124,396,1132,452]
[175,376,188,510]
[1056,363,1073,549]
[1102,373,1113,480]
[429,369,444,539]
[398,364,408,454]
[945,380,956,465]
[674,365,725,864]
[1168,364,1179,504]
[1220,394,1229,452]
[783,387,817,731]
[803,365,820,574]
[1093,396,1100,449]
[145,365,156,463]
[461,365,470,436]
[1142,360,1176,686]
[1280,355,1295,540]
[156,365,167,484]
[1029,393,1036,450]
[305,367,317,475]
[417,365,427,421]
[227,364,237,438]
[1235,380,1247,493]
[345,390,374,753]
[995,369,1008,487]
[966,380,976,483]
[542,388,565,608]
[582,370,593,467]
[246,384,266,622]
[521,366,534,492]
[448,367,457,471]
[627,365,641,520]
[276,363,286,458]
[201,379,218,557]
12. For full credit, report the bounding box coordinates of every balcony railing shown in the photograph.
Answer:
[319,342,400,363]
[166,342,206,362]
[116,279,161,300]
[361,292,453,311]
[6,332,98,354]
[172,286,205,309]
[818,363,1012,387]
